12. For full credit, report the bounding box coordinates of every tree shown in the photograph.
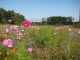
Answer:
[0,8,25,24]
[42,18,46,24]
[46,16,73,25]
[0,8,7,24]
[66,16,73,25]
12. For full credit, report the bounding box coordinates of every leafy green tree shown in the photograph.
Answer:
[42,18,46,24]
[0,8,25,24]
[46,16,73,25]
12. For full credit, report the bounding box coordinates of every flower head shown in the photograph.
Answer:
[11,48,16,54]
[68,28,72,31]
[16,32,22,40]
[55,27,60,30]
[8,19,12,23]
[78,30,80,33]
[2,34,7,39]
[27,47,33,53]
[14,45,18,49]
[0,52,2,55]
[22,20,31,28]
[0,37,2,42]
[5,28,11,33]
[6,52,9,55]
[14,26,20,32]
[37,28,39,29]
[22,29,24,32]
[4,57,8,60]
[3,39,13,48]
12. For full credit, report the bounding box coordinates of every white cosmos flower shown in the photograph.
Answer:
[37,28,39,29]
[11,27,12,28]
[22,30,24,31]
[68,28,71,31]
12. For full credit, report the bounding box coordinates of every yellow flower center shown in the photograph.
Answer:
[24,24,27,26]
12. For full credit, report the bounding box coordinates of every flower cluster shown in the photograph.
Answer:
[3,39,13,48]
[0,19,32,59]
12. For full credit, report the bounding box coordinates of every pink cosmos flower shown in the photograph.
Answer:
[55,27,60,30]
[27,47,33,52]
[22,20,31,28]
[14,26,20,33]
[78,30,80,33]
[3,39,13,48]
[16,32,22,40]
[8,20,12,23]
[14,26,18,30]
[5,28,11,33]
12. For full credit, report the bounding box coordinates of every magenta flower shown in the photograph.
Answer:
[55,27,60,30]
[5,28,11,33]
[22,20,31,28]
[16,32,22,40]
[27,47,33,52]
[8,20,12,23]
[3,39,13,48]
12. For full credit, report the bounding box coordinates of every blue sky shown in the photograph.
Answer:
[0,0,80,22]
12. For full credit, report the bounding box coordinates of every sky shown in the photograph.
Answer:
[0,0,80,22]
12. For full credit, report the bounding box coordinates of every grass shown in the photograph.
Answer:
[0,25,80,60]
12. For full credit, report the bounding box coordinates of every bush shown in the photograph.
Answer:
[73,23,80,28]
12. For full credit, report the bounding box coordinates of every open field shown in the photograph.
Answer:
[0,25,80,60]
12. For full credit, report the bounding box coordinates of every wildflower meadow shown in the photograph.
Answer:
[0,20,80,60]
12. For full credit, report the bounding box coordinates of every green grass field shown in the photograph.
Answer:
[0,25,80,60]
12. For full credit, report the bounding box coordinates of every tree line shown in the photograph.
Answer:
[32,16,74,25]
[0,8,77,25]
[42,16,74,25]
[0,8,25,25]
